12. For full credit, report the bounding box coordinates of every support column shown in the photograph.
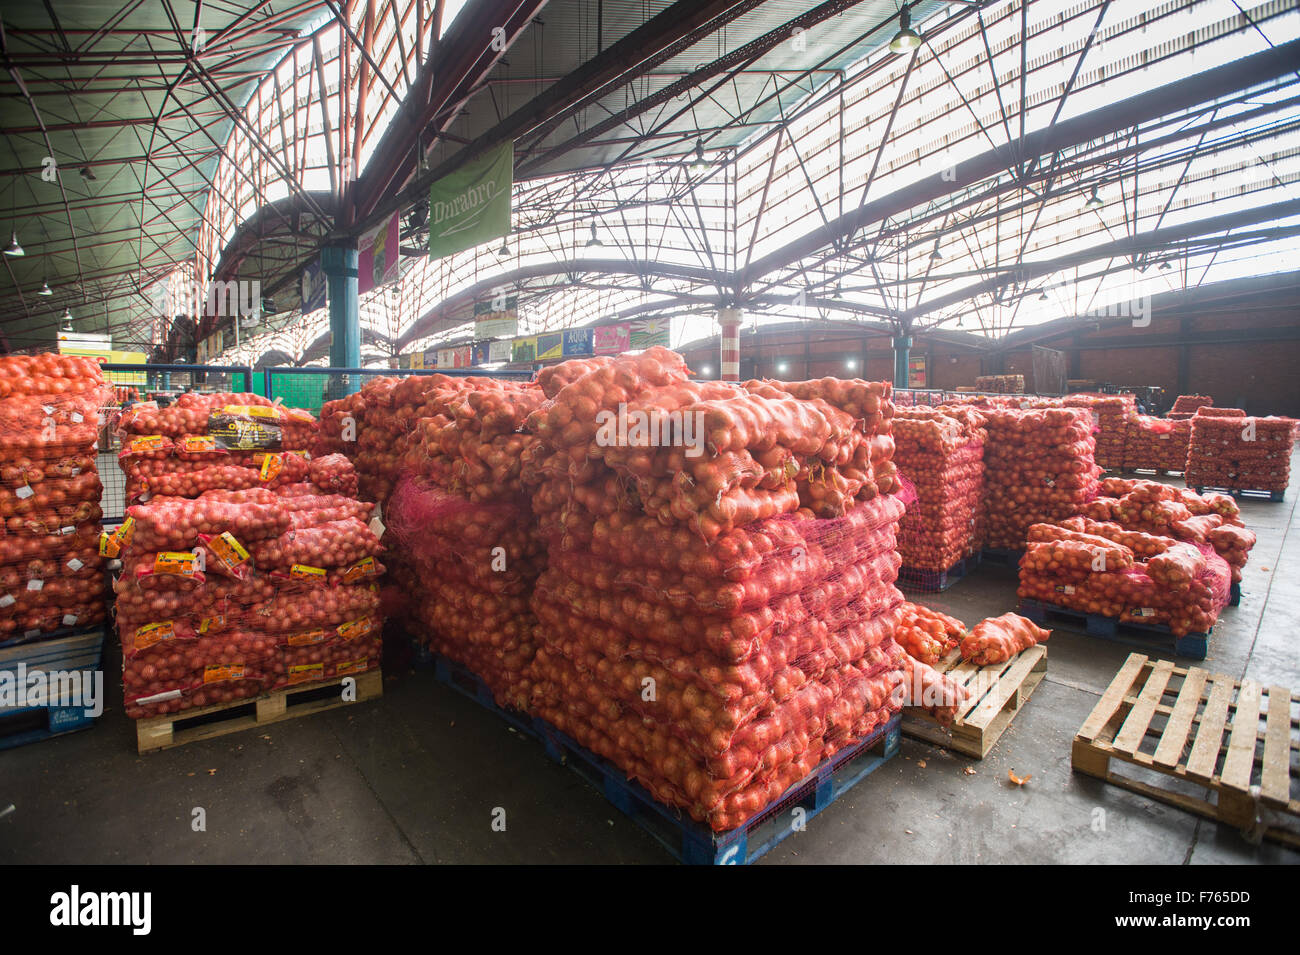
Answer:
[322,244,360,397]
[892,334,911,389]
[719,306,742,381]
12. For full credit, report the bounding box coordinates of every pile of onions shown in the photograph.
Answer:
[1186,413,1295,493]
[0,356,110,642]
[1063,394,1136,471]
[894,409,985,573]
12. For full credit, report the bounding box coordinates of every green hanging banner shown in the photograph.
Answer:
[427,142,513,260]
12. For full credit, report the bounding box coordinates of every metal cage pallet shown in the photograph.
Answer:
[1072,653,1299,848]
[1019,598,1209,660]
[0,628,106,751]
[902,645,1048,759]
[1192,486,1286,503]
[898,553,980,593]
[135,668,383,754]
[431,653,901,865]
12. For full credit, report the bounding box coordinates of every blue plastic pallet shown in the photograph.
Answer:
[898,553,980,593]
[979,547,1025,568]
[432,653,901,865]
[0,628,104,750]
[1193,486,1286,503]
[1019,598,1208,660]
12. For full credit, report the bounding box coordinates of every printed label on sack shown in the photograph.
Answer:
[27,579,44,592]
[290,564,326,581]
[15,484,34,500]
[286,629,327,647]
[207,410,282,451]
[129,435,167,454]
[66,557,84,572]
[154,551,198,576]
[0,594,13,608]
[62,614,78,627]
[203,664,246,684]
[198,614,227,634]
[70,411,84,424]
[335,657,371,677]
[209,532,250,571]
[60,525,75,536]
[1131,607,1156,618]
[133,621,175,651]
[181,435,219,453]
[342,557,378,583]
[224,404,280,420]
[258,453,284,482]
[287,663,325,686]
[337,616,375,642]
[368,515,386,539]
[1054,584,1076,595]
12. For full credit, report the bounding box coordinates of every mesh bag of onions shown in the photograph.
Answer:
[1017,520,1231,637]
[893,407,986,575]
[1185,413,1295,493]
[0,355,112,644]
[1121,416,1189,473]
[1063,394,1136,471]
[978,407,1101,550]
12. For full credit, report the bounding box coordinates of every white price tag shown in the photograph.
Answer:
[0,594,14,608]
[369,515,386,539]
[27,579,44,592]
[60,526,75,536]
[66,558,84,572]
[71,411,84,423]
[42,405,54,415]
[62,614,78,627]
[15,485,34,499]
[69,467,81,476]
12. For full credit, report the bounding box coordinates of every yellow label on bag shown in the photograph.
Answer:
[209,531,249,570]
[133,621,175,651]
[223,404,280,420]
[286,629,327,647]
[259,453,284,482]
[181,435,219,453]
[335,657,371,676]
[99,531,120,558]
[154,551,197,576]
[290,564,326,581]
[337,616,375,642]
[129,435,166,453]
[287,663,324,685]
[342,557,377,583]
[198,614,227,634]
[203,664,245,684]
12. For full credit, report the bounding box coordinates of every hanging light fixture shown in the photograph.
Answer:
[889,3,923,54]
[832,281,843,299]
[585,222,602,247]
[79,166,96,182]
[689,139,709,175]
[1159,259,1173,271]
[4,231,24,257]
[1038,289,1049,301]
[61,309,73,331]
[1085,185,1104,210]
[929,238,942,262]
[496,240,510,257]
[37,280,53,297]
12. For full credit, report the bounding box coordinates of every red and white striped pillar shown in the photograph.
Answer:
[719,306,742,381]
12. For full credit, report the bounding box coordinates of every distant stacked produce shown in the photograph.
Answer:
[1122,415,1190,473]
[978,407,1100,550]
[1186,411,1295,494]
[892,406,986,574]
[0,355,111,642]
[1063,394,1136,471]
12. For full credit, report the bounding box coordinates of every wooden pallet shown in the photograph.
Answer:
[1072,653,1299,848]
[136,669,383,754]
[903,644,1048,758]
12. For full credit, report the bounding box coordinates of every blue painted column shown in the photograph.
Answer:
[321,244,360,397]
[892,334,912,389]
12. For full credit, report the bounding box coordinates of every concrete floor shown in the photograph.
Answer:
[3,465,1298,864]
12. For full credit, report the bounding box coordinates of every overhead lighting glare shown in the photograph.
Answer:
[38,281,53,297]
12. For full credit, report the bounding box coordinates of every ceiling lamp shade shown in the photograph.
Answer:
[889,4,923,53]
[4,232,24,257]
[1085,186,1104,210]
[585,222,602,247]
